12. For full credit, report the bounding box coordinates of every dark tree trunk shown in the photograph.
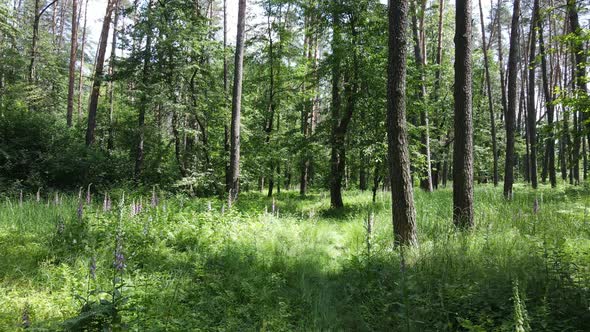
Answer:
[77,0,88,122]
[432,0,445,190]
[568,0,588,184]
[478,0,498,186]
[503,0,520,198]
[107,0,119,151]
[539,18,557,187]
[29,0,57,83]
[134,0,151,179]
[453,0,474,228]
[85,0,115,146]
[527,0,539,189]
[496,0,508,122]
[387,0,417,246]
[229,0,247,201]
[66,0,78,127]
[410,0,433,192]
[329,7,358,209]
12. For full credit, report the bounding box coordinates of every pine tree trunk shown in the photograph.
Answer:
[66,0,78,127]
[503,0,520,198]
[538,18,557,187]
[77,0,88,122]
[85,0,115,146]
[527,0,539,189]
[134,0,151,179]
[478,0,498,186]
[387,0,417,246]
[107,0,119,151]
[410,0,433,193]
[229,0,247,201]
[453,0,474,227]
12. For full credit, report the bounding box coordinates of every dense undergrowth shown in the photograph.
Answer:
[0,184,589,331]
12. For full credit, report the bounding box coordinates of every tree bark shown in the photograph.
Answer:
[134,0,151,179]
[107,0,119,151]
[66,0,78,127]
[410,0,433,192]
[85,0,115,146]
[538,17,557,187]
[503,0,520,199]
[77,0,88,122]
[478,0,498,186]
[387,0,417,246]
[527,0,539,189]
[229,0,247,201]
[453,0,474,228]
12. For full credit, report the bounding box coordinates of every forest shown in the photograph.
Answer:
[0,0,589,330]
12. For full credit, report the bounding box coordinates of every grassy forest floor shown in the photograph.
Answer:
[1,184,589,331]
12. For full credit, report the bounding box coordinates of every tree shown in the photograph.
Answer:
[229,0,247,201]
[478,0,498,186]
[504,0,520,199]
[538,9,556,187]
[66,0,78,127]
[453,0,474,228]
[387,0,417,246]
[527,0,539,189]
[410,0,433,192]
[85,0,116,146]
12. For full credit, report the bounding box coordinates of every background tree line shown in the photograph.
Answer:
[0,0,588,222]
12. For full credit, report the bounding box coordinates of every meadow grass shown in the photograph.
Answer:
[0,184,588,331]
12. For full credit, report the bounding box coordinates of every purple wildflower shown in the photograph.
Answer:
[86,184,92,205]
[114,235,126,273]
[151,188,158,207]
[130,201,136,217]
[103,193,112,212]
[22,304,30,329]
[77,201,84,220]
[57,217,65,234]
[143,216,152,236]
[89,256,97,279]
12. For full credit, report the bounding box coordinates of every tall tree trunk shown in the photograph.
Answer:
[503,0,520,199]
[223,0,231,193]
[432,0,445,189]
[229,0,247,201]
[539,17,557,187]
[107,0,119,151]
[134,0,151,179]
[410,0,433,192]
[85,0,115,146]
[387,0,417,246]
[478,0,498,186]
[453,0,474,228]
[77,0,88,122]
[568,0,588,185]
[329,5,344,209]
[527,0,539,189]
[496,0,508,122]
[265,3,277,198]
[66,0,78,127]
[29,0,57,83]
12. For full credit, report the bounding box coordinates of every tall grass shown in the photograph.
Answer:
[0,185,588,330]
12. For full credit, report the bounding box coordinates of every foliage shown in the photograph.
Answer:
[0,186,589,330]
